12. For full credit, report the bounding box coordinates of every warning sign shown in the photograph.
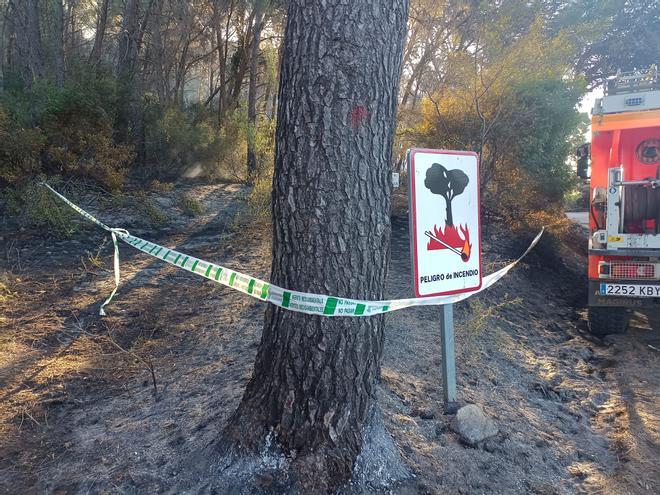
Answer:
[408,149,482,297]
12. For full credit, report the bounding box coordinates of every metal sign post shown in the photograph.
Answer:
[440,303,458,413]
[407,148,481,413]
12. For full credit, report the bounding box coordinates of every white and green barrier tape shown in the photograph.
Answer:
[42,183,543,317]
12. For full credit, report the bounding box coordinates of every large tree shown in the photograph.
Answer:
[220,0,409,492]
[7,0,46,86]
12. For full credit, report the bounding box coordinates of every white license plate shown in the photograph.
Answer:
[600,283,660,297]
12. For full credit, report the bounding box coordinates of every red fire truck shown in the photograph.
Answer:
[581,67,660,336]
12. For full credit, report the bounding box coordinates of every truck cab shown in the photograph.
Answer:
[587,66,660,335]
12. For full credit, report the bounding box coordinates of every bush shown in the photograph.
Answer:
[0,110,45,184]
[245,164,273,223]
[418,77,584,225]
[180,193,204,215]
[239,118,276,223]
[149,179,175,193]
[208,107,251,182]
[144,104,275,184]
[4,178,81,237]
[0,66,134,191]
[143,100,223,179]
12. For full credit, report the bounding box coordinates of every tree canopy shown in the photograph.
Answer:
[0,0,655,222]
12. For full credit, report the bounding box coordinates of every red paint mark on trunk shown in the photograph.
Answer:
[350,105,369,128]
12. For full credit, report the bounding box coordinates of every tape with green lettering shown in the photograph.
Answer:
[42,183,543,317]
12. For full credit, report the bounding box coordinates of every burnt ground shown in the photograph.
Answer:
[0,182,658,494]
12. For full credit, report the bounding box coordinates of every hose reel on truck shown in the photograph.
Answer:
[621,166,660,231]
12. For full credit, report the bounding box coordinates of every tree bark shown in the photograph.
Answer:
[9,0,45,86]
[227,6,254,111]
[223,0,409,492]
[401,42,431,107]
[52,0,65,86]
[89,0,110,64]
[214,0,233,127]
[246,0,265,178]
[115,0,140,143]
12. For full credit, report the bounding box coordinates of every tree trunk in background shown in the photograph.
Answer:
[401,42,431,107]
[227,6,254,111]
[246,0,264,178]
[10,0,45,86]
[53,0,65,86]
[151,0,167,100]
[261,77,271,115]
[224,0,409,491]
[67,0,79,59]
[115,0,140,145]
[89,0,110,64]
[214,0,233,128]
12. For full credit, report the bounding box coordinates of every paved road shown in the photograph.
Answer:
[565,210,589,229]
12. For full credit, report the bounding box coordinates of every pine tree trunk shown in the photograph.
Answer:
[53,0,65,86]
[223,0,409,491]
[246,0,264,178]
[214,0,232,127]
[89,0,110,64]
[114,0,140,143]
[227,6,253,111]
[401,43,430,107]
[10,0,45,86]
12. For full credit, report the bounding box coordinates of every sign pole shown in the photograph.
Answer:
[440,303,458,414]
[407,148,481,415]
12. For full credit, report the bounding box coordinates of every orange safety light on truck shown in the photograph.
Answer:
[581,66,660,335]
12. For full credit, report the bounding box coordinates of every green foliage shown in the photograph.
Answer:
[502,79,585,202]
[149,179,175,193]
[180,193,204,215]
[241,118,276,223]
[141,100,271,183]
[245,164,273,223]
[414,13,586,223]
[0,66,133,191]
[143,99,222,178]
[212,107,249,182]
[142,202,167,225]
[552,0,660,87]
[0,110,45,184]
[4,178,81,237]
[254,118,276,172]
[140,197,167,226]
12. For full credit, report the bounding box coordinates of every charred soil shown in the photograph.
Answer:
[0,183,658,494]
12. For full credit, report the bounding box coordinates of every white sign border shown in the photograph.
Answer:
[408,148,483,298]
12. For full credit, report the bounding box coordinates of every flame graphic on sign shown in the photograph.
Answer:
[426,224,472,262]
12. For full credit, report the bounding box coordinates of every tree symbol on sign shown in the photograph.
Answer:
[424,163,469,227]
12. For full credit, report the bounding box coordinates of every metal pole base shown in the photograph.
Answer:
[440,303,457,411]
[443,401,459,415]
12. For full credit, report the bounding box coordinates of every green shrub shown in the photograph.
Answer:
[0,110,45,184]
[180,194,204,215]
[4,179,81,237]
[144,100,223,179]
[417,76,584,224]
[237,118,276,223]
[141,201,167,225]
[0,66,133,191]
[245,165,273,223]
[207,107,249,182]
[149,179,175,193]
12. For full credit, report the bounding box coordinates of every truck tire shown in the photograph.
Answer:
[588,306,629,336]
